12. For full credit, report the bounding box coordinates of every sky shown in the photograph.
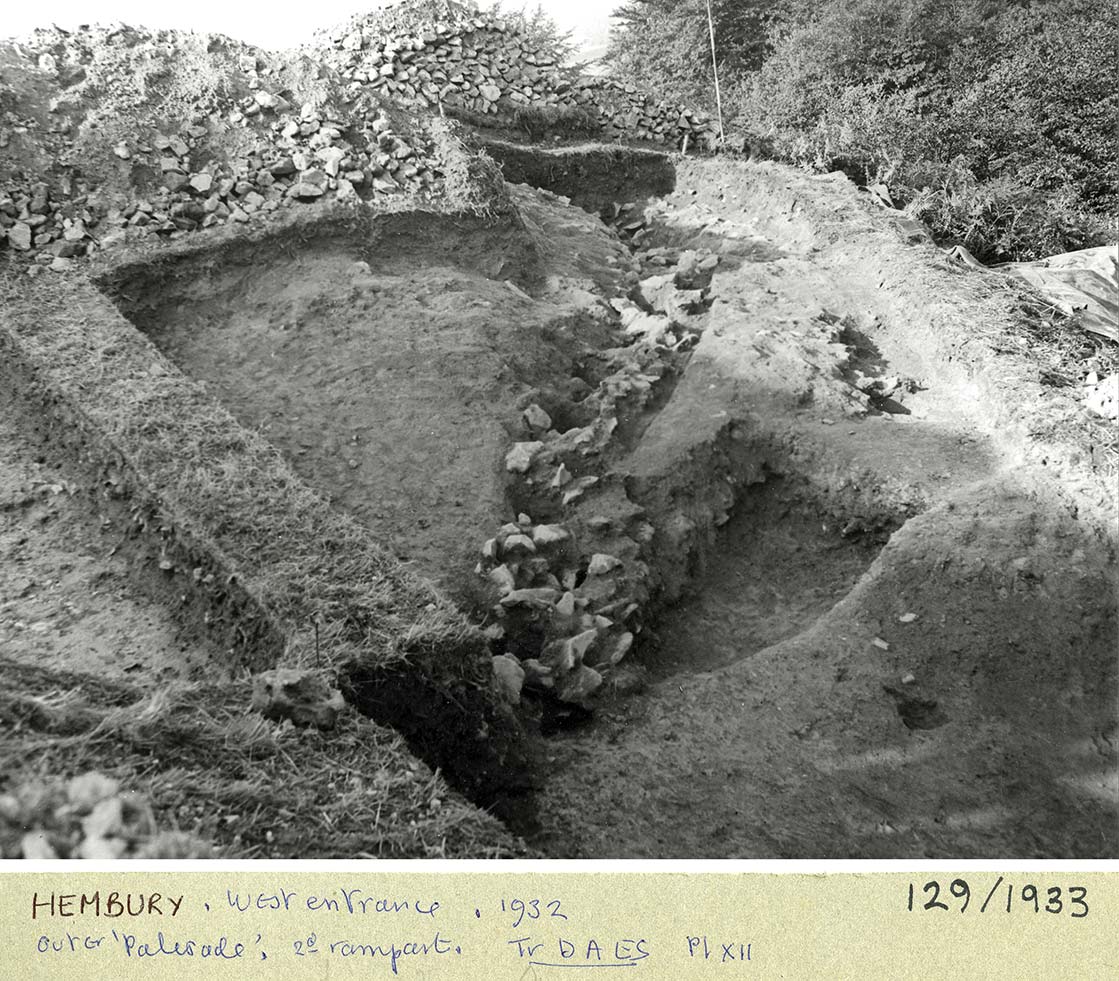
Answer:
[2,1,615,55]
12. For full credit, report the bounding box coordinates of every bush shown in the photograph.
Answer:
[946,0,1119,214]
[493,2,577,65]
[905,162,1112,263]
[726,0,1117,261]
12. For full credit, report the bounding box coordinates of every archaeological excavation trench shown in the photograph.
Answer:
[2,130,1111,860]
[6,0,1116,868]
[71,154,1116,859]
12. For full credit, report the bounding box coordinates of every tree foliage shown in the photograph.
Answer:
[491,2,577,63]
[608,0,1117,261]
[606,0,780,106]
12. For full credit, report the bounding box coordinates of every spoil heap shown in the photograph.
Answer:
[1,21,505,271]
[1,1,716,274]
[320,0,718,147]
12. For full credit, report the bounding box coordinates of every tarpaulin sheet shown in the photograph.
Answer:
[996,245,1118,342]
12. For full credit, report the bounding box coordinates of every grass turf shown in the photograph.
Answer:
[0,658,532,858]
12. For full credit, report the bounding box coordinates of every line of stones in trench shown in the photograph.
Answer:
[477,215,918,712]
[479,247,723,711]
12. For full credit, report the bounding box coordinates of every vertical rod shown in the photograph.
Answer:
[706,0,726,145]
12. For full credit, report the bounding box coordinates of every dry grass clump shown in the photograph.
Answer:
[997,277,1119,384]
[512,105,601,143]
[0,658,530,859]
[899,255,1119,477]
[428,116,511,217]
[913,259,1119,478]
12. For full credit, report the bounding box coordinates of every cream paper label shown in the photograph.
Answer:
[1,870,1115,977]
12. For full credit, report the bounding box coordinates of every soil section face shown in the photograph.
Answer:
[644,484,890,678]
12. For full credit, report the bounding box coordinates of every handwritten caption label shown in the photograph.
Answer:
[28,887,611,975]
[224,889,439,918]
[14,872,1110,978]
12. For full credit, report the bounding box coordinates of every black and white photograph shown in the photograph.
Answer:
[1,0,1116,865]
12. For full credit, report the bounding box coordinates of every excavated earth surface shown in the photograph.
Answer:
[3,143,1116,858]
[0,385,228,683]
[96,184,632,596]
[524,159,1118,858]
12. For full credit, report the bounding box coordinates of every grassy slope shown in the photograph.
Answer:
[1,658,531,858]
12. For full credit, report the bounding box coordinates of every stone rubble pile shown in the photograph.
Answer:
[1,24,492,271]
[322,1,718,148]
[1,771,213,859]
[1,5,719,273]
[610,235,720,353]
[251,668,346,730]
[93,97,446,238]
[484,239,722,711]
[0,181,97,274]
[1,108,441,271]
[1083,371,1118,420]
[479,512,636,709]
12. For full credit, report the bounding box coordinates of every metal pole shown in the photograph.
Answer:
[705,0,726,146]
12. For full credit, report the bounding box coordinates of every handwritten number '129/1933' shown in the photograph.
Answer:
[501,900,568,929]
[907,879,1088,917]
